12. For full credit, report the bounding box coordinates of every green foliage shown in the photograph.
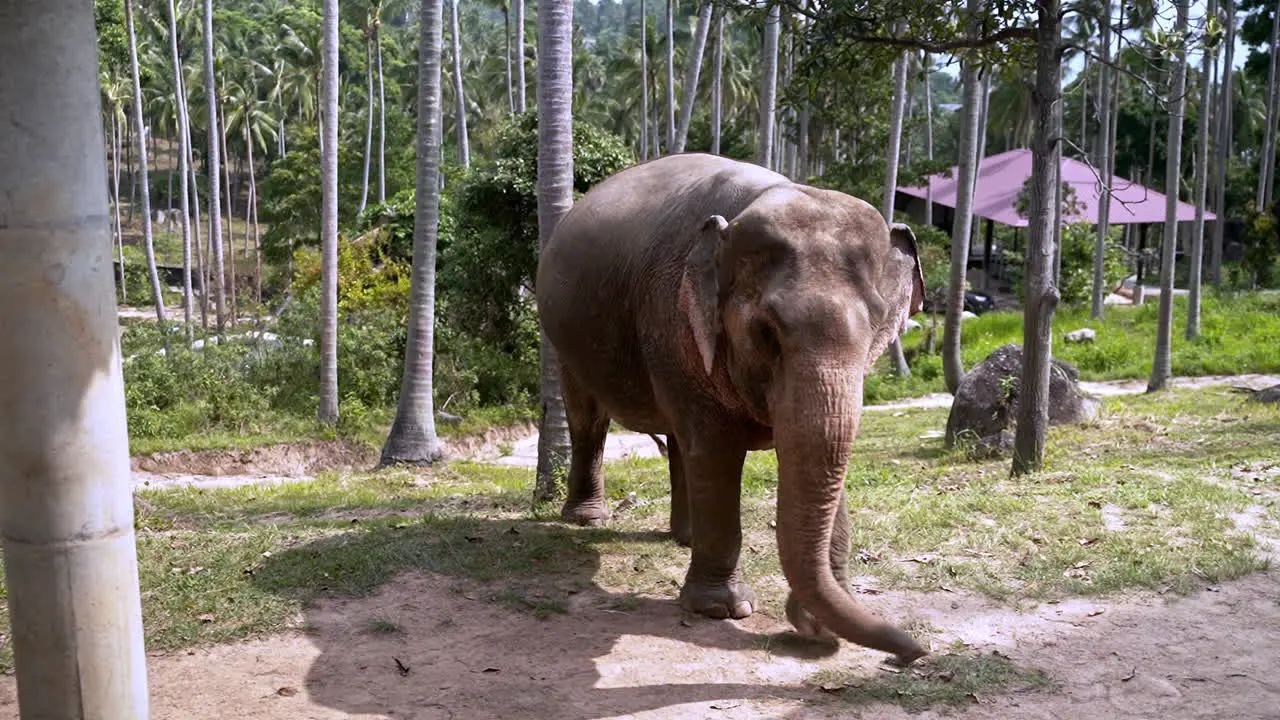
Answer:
[1057,223,1127,305]
[1239,206,1279,288]
[94,0,128,73]
[446,112,633,344]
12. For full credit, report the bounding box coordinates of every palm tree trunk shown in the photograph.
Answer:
[673,0,713,153]
[166,0,194,341]
[535,0,575,502]
[1211,2,1235,286]
[515,0,527,113]
[1148,0,1189,393]
[758,4,780,170]
[203,0,226,336]
[1260,4,1280,207]
[1090,0,1113,320]
[883,48,912,377]
[664,0,676,154]
[247,123,262,304]
[923,52,935,227]
[710,9,723,155]
[221,101,237,326]
[1012,0,1064,476]
[504,5,514,113]
[112,114,127,305]
[942,4,983,394]
[319,0,341,423]
[1187,0,1218,339]
[182,62,208,331]
[0,3,150,709]
[641,0,650,160]
[382,0,446,466]
[360,34,374,215]
[450,0,470,168]
[126,0,167,327]
[377,20,387,204]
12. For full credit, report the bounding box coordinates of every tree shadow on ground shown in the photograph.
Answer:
[251,515,858,719]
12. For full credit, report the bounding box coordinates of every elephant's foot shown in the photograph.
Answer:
[679,576,756,619]
[561,499,610,526]
[785,592,838,640]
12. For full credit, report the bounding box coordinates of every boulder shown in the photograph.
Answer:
[1249,384,1280,404]
[944,344,1101,451]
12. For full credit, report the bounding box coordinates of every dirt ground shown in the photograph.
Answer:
[1,567,1274,719]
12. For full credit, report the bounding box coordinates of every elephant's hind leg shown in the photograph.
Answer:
[559,368,612,526]
[666,436,692,547]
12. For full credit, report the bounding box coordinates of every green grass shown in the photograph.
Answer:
[865,292,1280,404]
[0,388,1274,714]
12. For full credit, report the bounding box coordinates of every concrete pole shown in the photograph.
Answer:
[0,2,151,717]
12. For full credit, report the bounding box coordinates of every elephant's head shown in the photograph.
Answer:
[678,185,925,662]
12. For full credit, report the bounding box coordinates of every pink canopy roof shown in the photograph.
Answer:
[898,148,1215,228]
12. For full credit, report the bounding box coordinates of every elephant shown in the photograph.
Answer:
[535,153,927,665]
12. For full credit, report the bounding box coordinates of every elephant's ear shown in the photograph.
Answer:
[889,222,925,318]
[680,215,729,376]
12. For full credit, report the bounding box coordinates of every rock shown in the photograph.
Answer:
[1064,327,1096,344]
[944,344,1101,452]
[436,411,464,426]
[1249,384,1280,404]
[961,310,978,321]
[903,318,922,332]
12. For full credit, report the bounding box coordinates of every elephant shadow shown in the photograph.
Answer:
[250,515,843,720]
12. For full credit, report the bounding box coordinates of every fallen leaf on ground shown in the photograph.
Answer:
[276,687,298,698]
[1122,667,1137,682]
[1088,609,1105,617]
[196,613,216,623]
[710,701,742,709]
[1078,537,1099,546]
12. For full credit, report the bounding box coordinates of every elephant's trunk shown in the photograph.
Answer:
[773,362,926,663]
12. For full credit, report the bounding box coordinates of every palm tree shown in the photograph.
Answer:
[664,0,676,153]
[319,0,341,424]
[1211,0,1235,285]
[1260,3,1280,207]
[382,0,447,465]
[883,47,911,377]
[1148,0,1189,393]
[535,0,575,502]
[922,52,935,226]
[102,71,130,304]
[203,0,227,336]
[710,8,723,154]
[360,15,376,215]
[943,3,985,394]
[673,0,713,152]
[165,0,195,341]
[515,0,527,112]
[126,0,167,327]
[641,0,650,159]
[758,3,780,169]
[450,0,471,167]
[1091,0,1114,320]
[1187,0,1219,340]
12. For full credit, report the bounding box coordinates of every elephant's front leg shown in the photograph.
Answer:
[785,486,851,639]
[676,437,755,619]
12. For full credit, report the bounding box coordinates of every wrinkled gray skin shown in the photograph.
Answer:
[536,153,926,664]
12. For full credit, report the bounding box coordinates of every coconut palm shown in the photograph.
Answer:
[319,0,340,423]
[535,0,575,502]
[382,0,447,466]
[673,0,713,152]
[125,0,167,327]
[203,0,227,336]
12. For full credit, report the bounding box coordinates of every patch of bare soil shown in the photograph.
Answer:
[5,568,1274,719]
[441,422,538,461]
[132,440,378,477]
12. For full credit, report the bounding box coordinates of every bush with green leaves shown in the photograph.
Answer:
[1057,222,1127,304]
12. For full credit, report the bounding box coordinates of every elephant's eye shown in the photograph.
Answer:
[751,315,781,359]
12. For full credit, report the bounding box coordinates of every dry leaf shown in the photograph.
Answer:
[197,613,216,623]
[710,701,742,709]
[818,682,847,693]
[481,667,501,674]
[276,687,298,697]
[1087,609,1105,617]
[1121,667,1137,682]
[1078,537,1099,546]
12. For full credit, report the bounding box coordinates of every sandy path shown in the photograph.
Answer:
[2,567,1273,719]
